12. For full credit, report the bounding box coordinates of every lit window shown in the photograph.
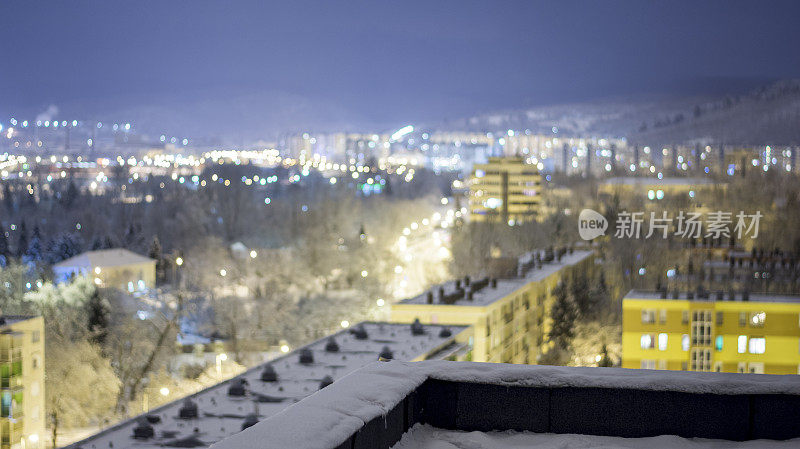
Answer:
[748,337,766,354]
[737,335,747,353]
[641,334,654,349]
[681,334,690,351]
[641,310,656,324]
[750,312,766,327]
[715,335,723,351]
[658,333,668,351]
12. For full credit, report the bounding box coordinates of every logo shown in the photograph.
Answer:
[578,208,608,241]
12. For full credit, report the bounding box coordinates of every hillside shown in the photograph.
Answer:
[439,80,800,146]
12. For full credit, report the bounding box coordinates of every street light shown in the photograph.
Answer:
[175,257,183,267]
[216,352,228,375]
[249,250,257,259]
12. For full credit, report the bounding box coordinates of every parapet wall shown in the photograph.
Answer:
[209,361,800,449]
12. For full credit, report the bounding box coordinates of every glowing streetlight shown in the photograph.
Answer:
[249,250,257,259]
[220,269,227,277]
[159,387,170,396]
[376,298,385,307]
[175,257,183,266]
[340,320,350,328]
[280,344,290,353]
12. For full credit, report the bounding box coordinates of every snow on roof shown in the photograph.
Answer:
[53,249,156,269]
[390,424,800,449]
[66,322,466,449]
[210,361,800,449]
[0,315,38,327]
[400,250,593,307]
[625,289,800,304]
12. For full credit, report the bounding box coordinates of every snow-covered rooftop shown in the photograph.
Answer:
[53,248,155,269]
[625,289,800,304]
[210,361,800,449]
[390,424,800,449]
[400,250,593,307]
[65,322,467,449]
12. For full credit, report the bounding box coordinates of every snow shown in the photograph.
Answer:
[208,360,800,449]
[66,322,465,449]
[390,424,800,449]
[401,250,593,307]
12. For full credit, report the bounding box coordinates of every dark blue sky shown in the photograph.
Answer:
[2,0,800,138]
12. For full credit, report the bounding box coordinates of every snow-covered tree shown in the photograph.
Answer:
[46,337,119,449]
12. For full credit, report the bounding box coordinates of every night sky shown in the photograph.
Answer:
[2,0,800,138]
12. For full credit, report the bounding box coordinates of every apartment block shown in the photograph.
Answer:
[390,249,594,364]
[469,157,542,224]
[622,290,800,374]
[0,316,45,449]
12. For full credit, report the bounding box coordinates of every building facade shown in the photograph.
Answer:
[0,316,45,449]
[469,157,542,224]
[53,249,156,292]
[622,290,800,374]
[390,249,594,364]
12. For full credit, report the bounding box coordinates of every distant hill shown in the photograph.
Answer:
[437,80,800,146]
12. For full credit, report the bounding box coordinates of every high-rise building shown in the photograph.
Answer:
[0,316,45,449]
[469,157,542,224]
[622,290,800,374]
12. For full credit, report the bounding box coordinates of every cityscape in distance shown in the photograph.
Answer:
[1,1,800,449]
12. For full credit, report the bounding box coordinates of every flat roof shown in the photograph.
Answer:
[65,321,467,449]
[624,289,800,304]
[54,248,155,269]
[399,250,593,307]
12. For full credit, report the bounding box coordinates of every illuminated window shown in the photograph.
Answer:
[715,335,723,351]
[750,312,766,327]
[737,335,747,353]
[658,333,668,351]
[641,310,656,324]
[640,334,654,349]
[748,337,766,354]
[681,334,690,351]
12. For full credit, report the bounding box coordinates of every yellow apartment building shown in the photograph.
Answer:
[469,157,542,224]
[0,316,45,449]
[390,249,594,364]
[622,290,800,374]
[53,249,157,292]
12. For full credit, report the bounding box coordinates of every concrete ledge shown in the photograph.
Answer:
[209,361,800,449]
